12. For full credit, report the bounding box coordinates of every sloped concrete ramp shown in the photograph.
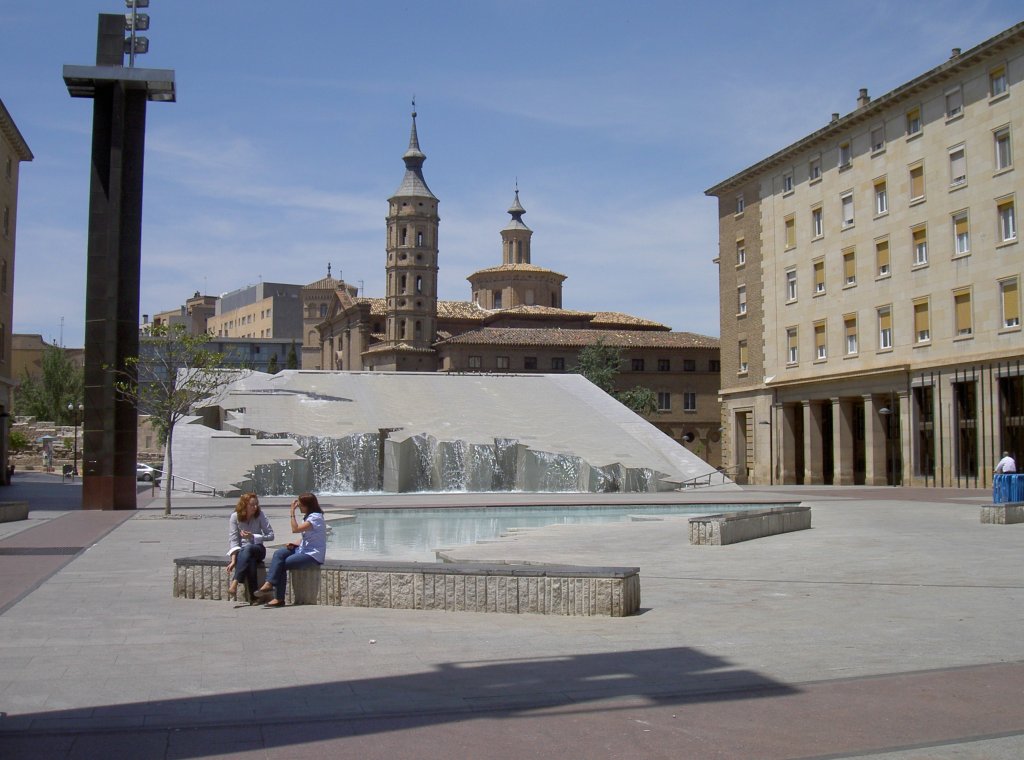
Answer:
[171,370,735,495]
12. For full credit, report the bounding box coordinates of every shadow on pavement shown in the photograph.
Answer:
[0,647,797,755]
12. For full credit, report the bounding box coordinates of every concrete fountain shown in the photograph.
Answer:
[170,370,736,496]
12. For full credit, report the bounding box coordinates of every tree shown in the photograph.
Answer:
[286,340,299,370]
[8,430,29,453]
[115,324,244,515]
[573,340,659,416]
[266,353,280,375]
[14,343,83,424]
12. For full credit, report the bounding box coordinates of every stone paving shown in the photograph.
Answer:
[0,473,1022,758]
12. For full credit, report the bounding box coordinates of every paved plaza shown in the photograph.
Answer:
[0,472,1022,758]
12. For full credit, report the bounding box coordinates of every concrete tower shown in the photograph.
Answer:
[370,106,440,370]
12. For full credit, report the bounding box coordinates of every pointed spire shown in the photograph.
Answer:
[327,262,332,278]
[392,99,436,200]
[503,182,530,232]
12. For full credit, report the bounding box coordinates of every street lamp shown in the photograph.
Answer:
[879,406,894,486]
[67,402,84,476]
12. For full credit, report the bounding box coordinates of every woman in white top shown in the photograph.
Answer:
[255,492,326,608]
[227,493,274,603]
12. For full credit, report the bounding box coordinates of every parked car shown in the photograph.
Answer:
[137,463,161,482]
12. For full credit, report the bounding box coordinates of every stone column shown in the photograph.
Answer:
[780,403,798,484]
[803,400,824,484]
[864,394,888,486]
[832,397,855,485]
[897,390,911,487]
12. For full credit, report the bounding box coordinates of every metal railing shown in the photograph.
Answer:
[676,467,738,489]
[150,473,225,498]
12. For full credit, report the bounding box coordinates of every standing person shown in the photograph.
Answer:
[226,493,274,603]
[255,493,326,608]
[994,452,1017,474]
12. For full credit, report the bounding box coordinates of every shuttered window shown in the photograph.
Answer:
[813,260,825,293]
[843,250,856,285]
[1002,279,1020,328]
[876,238,890,276]
[954,289,973,336]
[814,321,827,360]
[910,164,925,199]
[913,299,930,342]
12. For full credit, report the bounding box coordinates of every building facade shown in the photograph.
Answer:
[1,99,33,484]
[707,23,1024,487]
[207,282,303,340]
[314,110,722,464]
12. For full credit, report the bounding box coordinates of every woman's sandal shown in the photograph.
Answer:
[264,599,285,608]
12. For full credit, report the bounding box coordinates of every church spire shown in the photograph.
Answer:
[501,183,532,265]
[393,99,435,199]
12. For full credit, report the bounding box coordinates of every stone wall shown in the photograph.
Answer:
[689,505,810,545]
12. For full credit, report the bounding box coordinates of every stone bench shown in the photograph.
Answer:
[173,556,640,616]
[689,506,811,545]
[980,502,1024,524]
[0,501,29,523]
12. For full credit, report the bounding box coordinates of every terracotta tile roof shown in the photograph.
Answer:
[304,275,345,290]
[435,327,719,350]
[362,342,436,356]
[589,311,669,330]
[484,305,592,321]
[437,300,488,321]
[469,263,567,278]
[352,297,387,316]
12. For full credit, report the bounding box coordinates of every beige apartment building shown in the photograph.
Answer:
[313,111,722,464]
[1,99,33,484]
[707,23,1024,488]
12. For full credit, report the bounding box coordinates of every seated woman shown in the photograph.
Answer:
[226,493,274,603]
[255,493,326,608]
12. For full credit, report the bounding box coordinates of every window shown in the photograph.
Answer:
[953,212,970,255]
[736,194,745,214]
[524,356,538,370]
[1,260,6,293]
[913,298,931,343]
[814,321,827,360]
[468,355,482,369]
[813,259,825,294]
[737,286,747,315]
[877,306,893,350]
[709,360,721,372]
[496,356,510,369]
[912,225,928,266]
[998,198,1017,242]
[1001,278,1021,328]
[551,357,565,371]
[839,141,852,168]
[786,269,797,301]
[786,328,798,364]
[738,341,748,373]
[949,146,966,186]
[995,127,1013,171]
[841,192,854,227]
[682,359,696,372]
[875,238,890,277]
[632,358,645,371]
[658,359,670,372]
[1,206,7,238]
[812,206,824,238]
[682,392,697,412]
[990,65,1008,98]
[874,178,888,215]
[945,87,963,119]
[493,290,503,309]
[844,314,858,355]
[954,288,973,336]
[809,156,822,182]
[784,215,796,248]
[782,171,794,193]
[843,249,856,286]
[871,125,885,153]
[906,107,922,136]
[657,392,671,412]
[4,156,10,179]
[736,239,746,266]
[909,164,925,201]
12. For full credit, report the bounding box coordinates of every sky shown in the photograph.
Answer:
[2,1,1022,348]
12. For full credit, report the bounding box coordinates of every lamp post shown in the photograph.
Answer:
[879,406,894,486]
[67,403,84,476]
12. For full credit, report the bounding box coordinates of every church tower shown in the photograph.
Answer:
[367,105,440,370]
[501,189,532,264]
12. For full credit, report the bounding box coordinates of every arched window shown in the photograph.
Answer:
[319,303,327,318]
[416,231,423,246]
[400,274,407,292]
[307,330,317,345]
[415,320,422,338]
[400,227,408,245]
[416,275,423,293]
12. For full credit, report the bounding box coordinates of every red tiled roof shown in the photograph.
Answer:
[434,327,719,350]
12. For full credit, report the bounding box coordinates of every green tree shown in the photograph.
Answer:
[286,340,299,370]
[573,340,659,416]
[115,324,245,515]
[8,430,29,453]
[266,353,280,374]
[13,344,83,424]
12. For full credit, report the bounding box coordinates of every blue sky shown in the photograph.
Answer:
[2,1,1021,347]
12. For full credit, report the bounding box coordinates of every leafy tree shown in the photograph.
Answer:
[573,340,659,416]
[286,340,299,370]
[115,324,245,515]
[8,430,29,452]
[266,354,279,374]
[572,340,621,394]
[13,344,83,424]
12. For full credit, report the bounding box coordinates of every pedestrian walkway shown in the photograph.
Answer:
[0,477,1021,759]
